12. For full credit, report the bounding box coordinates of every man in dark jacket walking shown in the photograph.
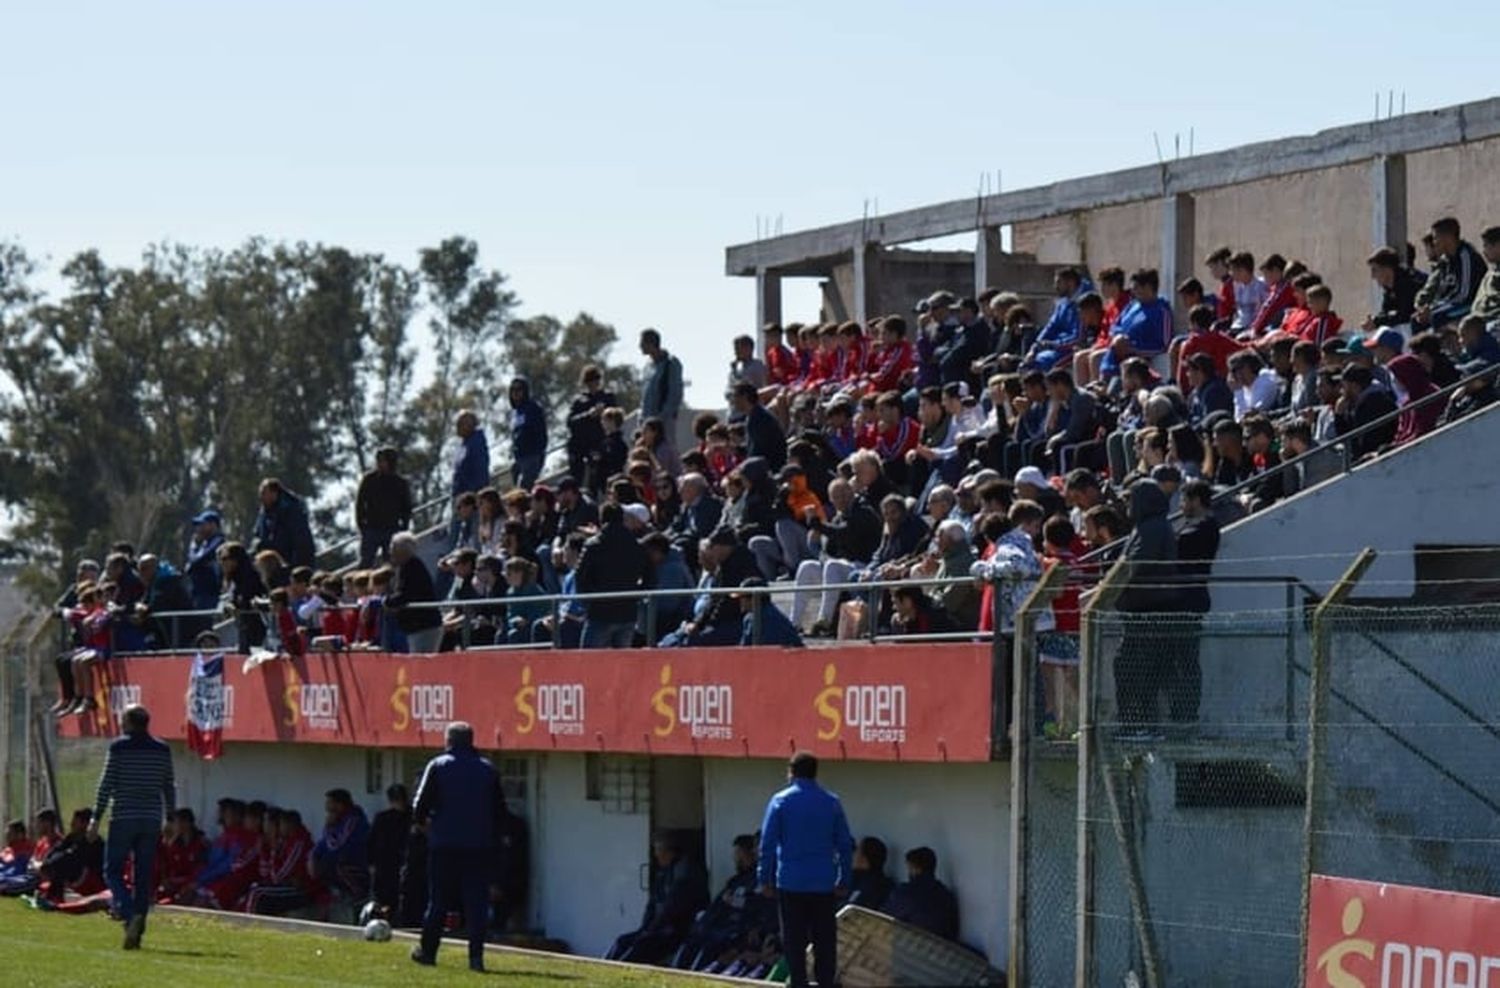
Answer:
[508,378,548,490]
[411,722,504,973]
[92,704,175,950]
[356,448,414,567]
[575,502,648,649]
[1113,480,1179,738]
[251,479,316,569]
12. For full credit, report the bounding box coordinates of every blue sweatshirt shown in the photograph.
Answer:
[757,778,854,893]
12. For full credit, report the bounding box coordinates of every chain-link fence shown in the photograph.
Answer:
[1309,605,1500,902]
[1026,559,1500,987]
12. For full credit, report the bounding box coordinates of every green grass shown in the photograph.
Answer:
[0,900,732,987]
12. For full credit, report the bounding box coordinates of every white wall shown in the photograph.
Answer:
[170,741,378,826]
[533,753,651,956]
[704,758,1011,966]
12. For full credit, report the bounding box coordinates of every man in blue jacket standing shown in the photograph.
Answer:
[507,378,547,489]
[758,751,854,988]
[451,410,490,498]
[411,721,504,973]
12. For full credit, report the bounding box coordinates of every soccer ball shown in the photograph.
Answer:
[363,918,392,942]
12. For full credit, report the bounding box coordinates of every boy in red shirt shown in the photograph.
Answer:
[1039,516,1086,739]
[1176,304,1246,391]
[860,391,920,464]
[243,808,316,916]
[1297,285,1344,347]
[1073,267,1127,385]
[859,316,915,395]
[1205,246,1236,322]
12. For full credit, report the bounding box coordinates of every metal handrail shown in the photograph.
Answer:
[100,574,1005,654]
[314,438,573,570]
[1080,358,1500,564]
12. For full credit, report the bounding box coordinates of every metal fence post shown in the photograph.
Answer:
[1075,559,1130,988]
[1009,564,1068,988]
[750,590,764,646]
[1298,548,1376,977]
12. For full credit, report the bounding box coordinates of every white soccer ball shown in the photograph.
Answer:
[363,918,392,942]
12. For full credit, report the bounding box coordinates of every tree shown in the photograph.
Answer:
[502,311,642,440]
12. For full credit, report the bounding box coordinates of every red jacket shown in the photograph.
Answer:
[1216,275,1236,321]
[1094,294,1130,347]
[865,340,915,394]
[257,827,313,892]
[1177,330,1246,391]
[1297,312,1344,347]
[1248,279,1296,336]
[1043,547,1086,634]
[765,344,798,386]
[862,418,920,461]
[158,831,207,898]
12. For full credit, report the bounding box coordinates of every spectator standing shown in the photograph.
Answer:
[355,448,414,567]
[411,722,505,973]
[640,328,685,452]
[508,378,548,489]
[731,383,787,472]
[183,511,224,611]
[1172,480,1220,729]
[566,366,617,490]
[217,542,268,653]
[451,410,491,498]
[757,752,854,988]
[368,783,411,920]
[1113,480,1179,738]
[251,479,315,569]
[92,704,175,950]
[386,532,442,653]
[575,502,649,648]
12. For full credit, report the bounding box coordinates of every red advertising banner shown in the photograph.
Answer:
[1306,874,1500,987]
[56,644,994,762]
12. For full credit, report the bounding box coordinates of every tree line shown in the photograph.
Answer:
[0,235,640,598]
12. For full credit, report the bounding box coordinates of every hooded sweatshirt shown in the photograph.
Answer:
[1388,354,1441,447]
[1117,480,1178,613]
[509,377,548,459]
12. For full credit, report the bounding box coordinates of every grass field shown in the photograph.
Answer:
[1,900,733,987]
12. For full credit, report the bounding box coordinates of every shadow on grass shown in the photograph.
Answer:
[149,947,240,960]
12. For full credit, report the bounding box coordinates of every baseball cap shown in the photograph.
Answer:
[1013,466,1049,490]
[1339,338,1369,357]
[1363,328,1405,353]
[190,509,222,526]
[622,503,652,526]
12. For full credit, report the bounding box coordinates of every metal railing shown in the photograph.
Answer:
[1081,358,1500,563]
[95,575,998,655]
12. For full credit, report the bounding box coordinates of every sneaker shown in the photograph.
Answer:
[410,947,436,967]
[123,914,145,950]
[76,697,98,715]
[48,696,73,715]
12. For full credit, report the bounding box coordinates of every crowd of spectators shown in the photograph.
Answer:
[52,216,1500,733]
[604,827,963,978]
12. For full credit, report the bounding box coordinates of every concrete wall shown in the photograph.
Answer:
[1012,199,1162,276]
[1407,136,1500,247]
[534,753,651,956]
[824,249,975,322]
[703,758,1011,966]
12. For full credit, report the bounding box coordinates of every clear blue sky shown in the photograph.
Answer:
[3,1,1498,407]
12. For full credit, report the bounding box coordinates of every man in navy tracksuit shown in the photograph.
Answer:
[411,722,505,973]
[758,752,855,988]
[508,377,547,490]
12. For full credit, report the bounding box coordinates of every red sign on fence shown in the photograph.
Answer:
[1306,874,1500,987]
[56,644,994,763]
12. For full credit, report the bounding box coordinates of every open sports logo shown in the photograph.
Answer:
[514,666,585,736]
[652,664,733,741]
[815,663,907,744]
[391,667,455,734]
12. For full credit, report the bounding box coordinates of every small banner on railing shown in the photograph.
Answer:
[59,644,994,763]
[185,650,226,760]
[1306,874,1500,986]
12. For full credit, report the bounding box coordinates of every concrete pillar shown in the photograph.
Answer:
[1160,193,1196,322]
[755,266,782,332]
[852,243,882,324]
[975,227,1003,296]
[1371,154,1408,310]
